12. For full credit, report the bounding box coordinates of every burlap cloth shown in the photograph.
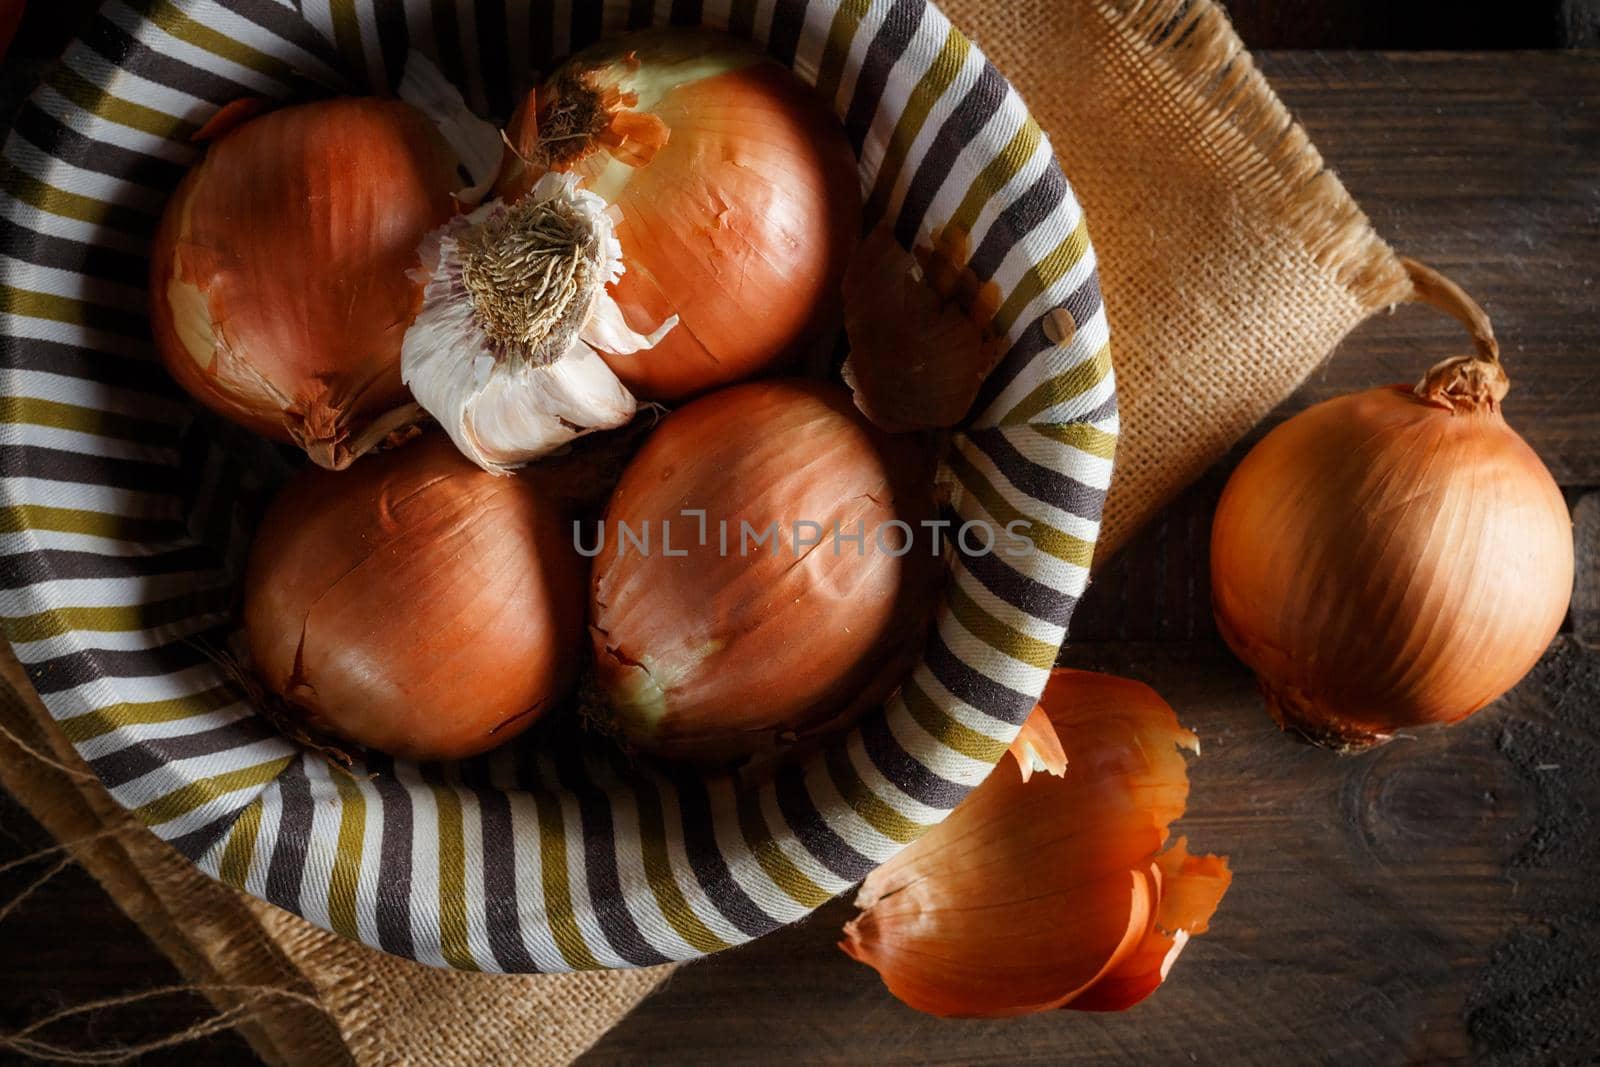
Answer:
[0,0,1410,1062]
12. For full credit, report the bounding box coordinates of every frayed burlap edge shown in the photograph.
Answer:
[1103,0,1410,308]
[942,0,1415,554]
[0,647,674,1067]
[0,650,344,1067]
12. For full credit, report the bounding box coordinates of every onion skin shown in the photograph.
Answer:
[841,226,1000,433]
[244,434,584,761]
[841,669,1231,1017]
[1211,379,1574,750]
[151,99,461,469]
[588,380,937,761]
[502,31,861,401]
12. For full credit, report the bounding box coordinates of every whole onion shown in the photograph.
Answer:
[499,30,860,401]
[244,434,584,761]
[151,99,462,470]
[1211,261,1574,750]
[588,380,937,761]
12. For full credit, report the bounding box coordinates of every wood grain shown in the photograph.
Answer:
[1261,51,1600,487]
[0,45,1596,1067]
[1574,493,1599,644]
[582,641,1600,1065]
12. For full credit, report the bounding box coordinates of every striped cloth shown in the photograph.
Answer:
[0,0,1115,972]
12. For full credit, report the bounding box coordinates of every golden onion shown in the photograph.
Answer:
[244,434,584,761]
[1211,260,1574,749]
[587,380,937,761]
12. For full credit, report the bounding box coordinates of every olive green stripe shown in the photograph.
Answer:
[328,0,369,91]
[431,783,479,971]
[0,504,177,542]
[46,64,195,140]
[216,798,262,888]
[0,396,173,444]
[735,786,828,909]
[0,285,148,337]
[143,0,298,83]
[949,117,1041,239]
[1000,340,1113,427]
[823,744,922,844]
[328,772,366,942]
[133,755,292,827]
[994,215,1092,336]
[901,674,1008,764]
[56,684,238,744]
[944,447,1095,569]
[4,587,229,644]
[946,580,1059,670]
[0,160,153,235]
[866,26,968,221]
[632,782,727,955]
[531,791,599,970]
[1031,421,1119,460]
[811,0,870,109]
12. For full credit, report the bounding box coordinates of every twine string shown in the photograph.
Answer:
[0,985,326,1066]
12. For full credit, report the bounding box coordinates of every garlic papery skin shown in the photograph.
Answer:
[397,52,503,206]
[401,172,676,472]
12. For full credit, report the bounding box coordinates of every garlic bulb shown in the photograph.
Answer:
[401,172,677,472]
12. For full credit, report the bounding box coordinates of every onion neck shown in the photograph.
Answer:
[1402,257,1509,413]
[534,68,612,170]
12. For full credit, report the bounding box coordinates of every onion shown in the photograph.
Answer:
[499,30,861,401]
[587,380,937,761]
[1211,260,1574,750]
[150,98,463,470]
[244,434,584,761]
[841,669,1232,1017]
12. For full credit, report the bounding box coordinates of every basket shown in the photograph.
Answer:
[0,0,1114,971]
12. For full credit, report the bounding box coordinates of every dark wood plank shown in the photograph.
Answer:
[1220,0,1589,49]
[1258,51,1600,487]
[1574,493,1599,644]
[585,638,1600,1065]
[0,790,257,1065]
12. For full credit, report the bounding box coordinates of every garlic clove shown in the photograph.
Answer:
[456,342,637,470]
[399,52,504,206]
[583,295,679,356]
[1007,703,1068,782]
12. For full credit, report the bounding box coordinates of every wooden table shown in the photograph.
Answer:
[2,48,1597,1067]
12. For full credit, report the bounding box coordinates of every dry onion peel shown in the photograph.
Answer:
[401,171,676,473]
[841,225,1003,433]
[191,98,268,143]
[841,668,1230,1017]
[499,30,861,401]
[150,98,463,469]
[1007,703,1067,783]
[1211,258,1574,750]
